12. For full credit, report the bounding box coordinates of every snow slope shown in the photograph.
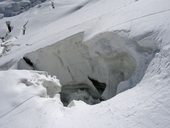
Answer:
[0,0,170,128]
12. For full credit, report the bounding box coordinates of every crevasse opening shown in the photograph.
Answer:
[17,32,158,106]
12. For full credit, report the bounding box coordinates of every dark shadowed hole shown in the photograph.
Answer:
[88,77,106,95]
[60,81,105,106]
[23,57,34,67]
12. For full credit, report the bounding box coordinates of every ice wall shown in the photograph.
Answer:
[18,32,157,105]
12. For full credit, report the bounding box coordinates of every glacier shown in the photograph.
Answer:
[0,0,170,128]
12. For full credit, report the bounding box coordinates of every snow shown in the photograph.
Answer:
[0,0,46,17]
[0,0,170,127]
[0,70,61,119]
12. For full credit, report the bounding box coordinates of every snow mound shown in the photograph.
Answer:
[0,70,61,119]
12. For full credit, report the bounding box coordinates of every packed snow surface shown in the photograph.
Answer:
[0,0,170,127]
